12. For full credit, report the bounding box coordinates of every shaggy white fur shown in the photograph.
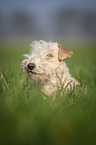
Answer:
[21,40,80,96]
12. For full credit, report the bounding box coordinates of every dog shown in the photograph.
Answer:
[21,40,80,96]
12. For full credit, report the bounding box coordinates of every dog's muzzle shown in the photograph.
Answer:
[28,63,36,71]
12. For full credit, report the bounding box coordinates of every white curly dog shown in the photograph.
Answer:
[22,40,80,96]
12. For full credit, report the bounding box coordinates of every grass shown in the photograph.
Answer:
[0,40,96,145]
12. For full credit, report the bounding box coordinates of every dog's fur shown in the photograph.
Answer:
[21,40,80,96]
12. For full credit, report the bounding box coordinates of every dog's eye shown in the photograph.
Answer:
[46,54,53,58]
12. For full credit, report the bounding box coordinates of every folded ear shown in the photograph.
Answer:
[58,44,73,61]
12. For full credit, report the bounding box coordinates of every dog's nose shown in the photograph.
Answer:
[28,63,36,70]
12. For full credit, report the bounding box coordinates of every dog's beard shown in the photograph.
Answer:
[28,71,49,82]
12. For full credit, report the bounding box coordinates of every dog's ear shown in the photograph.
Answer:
[39,40,44,43]
[58,44,73,61]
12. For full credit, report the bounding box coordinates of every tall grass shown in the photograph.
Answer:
[0,41,96,145]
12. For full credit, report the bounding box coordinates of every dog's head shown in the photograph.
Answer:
[21,40,73,81]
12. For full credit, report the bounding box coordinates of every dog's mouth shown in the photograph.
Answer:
[27,69,45,76]
[27,68,50,82]
[28,70,46,76]
[27,69,37,75]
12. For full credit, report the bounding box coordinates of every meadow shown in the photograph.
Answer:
[0,39,96,145]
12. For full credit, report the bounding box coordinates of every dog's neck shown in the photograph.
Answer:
[42,62,72,96]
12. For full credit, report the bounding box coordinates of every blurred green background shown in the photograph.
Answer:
[0,0,96,145]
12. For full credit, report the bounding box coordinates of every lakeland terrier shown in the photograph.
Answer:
[21,40,80,96]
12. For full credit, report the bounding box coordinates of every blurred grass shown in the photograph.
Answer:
[0,40,96,145]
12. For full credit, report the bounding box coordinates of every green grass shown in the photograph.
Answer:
[0,40,96,145]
